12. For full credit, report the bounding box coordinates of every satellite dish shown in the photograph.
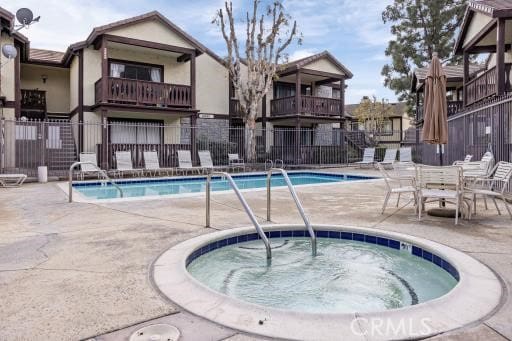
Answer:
[1,44,17,59]
[16,8,34,25]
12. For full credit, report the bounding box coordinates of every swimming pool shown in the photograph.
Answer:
[72,172,376,200]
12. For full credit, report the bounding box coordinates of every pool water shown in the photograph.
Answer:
[73,172,374,200]
[187,237,458,314]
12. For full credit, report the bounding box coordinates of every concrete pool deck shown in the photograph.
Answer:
[0,167,511,340]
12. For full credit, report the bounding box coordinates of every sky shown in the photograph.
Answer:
[4,0,398,104]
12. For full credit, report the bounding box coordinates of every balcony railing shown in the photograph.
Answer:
[465,67,497,106]
[229,99,245,118]
[270,96,342,117]
[416,101,463,122]
[21,89,46,111]
[95,77,192,108]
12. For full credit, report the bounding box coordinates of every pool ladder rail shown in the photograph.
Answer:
[205,169,316,259]
[68,161,124,203]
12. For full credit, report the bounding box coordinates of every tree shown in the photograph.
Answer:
[215,1,300,161]
[353,96,394,145]
[381,0,466,112]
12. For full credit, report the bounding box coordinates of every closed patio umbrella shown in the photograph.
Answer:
[422,52,448,165]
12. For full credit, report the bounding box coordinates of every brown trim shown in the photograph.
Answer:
[496,18,506,95]
[78,49,84,153]
[279,50,353,79]
[23,60,69,68]
[108,58,164,82]
[91,103,199,115]
[300,68,347,80]
[190,51,196,109]
[3,101,16,108]
[454,9,475,55]
[14,44,21,118]
[295,71,301,116]
[463,52,469,107]
[100,34,197,55]
[467,43,512,53]
[101,37,109,104]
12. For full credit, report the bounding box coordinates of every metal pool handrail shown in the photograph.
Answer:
[68,162,124,202]
[267,168,317,256]
[206,172,272,259]
[265,159,274,170]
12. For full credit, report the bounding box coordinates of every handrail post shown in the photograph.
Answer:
[206,173,211,228]
[267,171,271,221]
[68,161,123,202]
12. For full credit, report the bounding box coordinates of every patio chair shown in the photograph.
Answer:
[392,161,416,180]
[177,150,203,175]
[355,148,375,168]
[0,174,27,188]
[143,151,174,177]
[78,152,101,180]
[458,152,495,179]
[399,147,413,162]
[416,165,465,224]
[228,153,246,172]
[377,163,417,214]
[464,154,473,162]
[198,151,227,173]
[113,151,144,178]
[379,148,397,169]
[467,161,512,219]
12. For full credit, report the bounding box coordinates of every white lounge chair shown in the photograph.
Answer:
[113,151,144,178]
[379,148,397,168]
[456,152,495,179]
[0,174,27,187]
[78,152,101,180]
[143,151,174,176]
[355,148,375,168]
[177,150,203,175]
[377,163,417,214]
[399,147,412,162]
[228,153,245,172]
[468,161,512,219]
[416,165,465,224]
[464,154,473,162]
[198,151,227,173]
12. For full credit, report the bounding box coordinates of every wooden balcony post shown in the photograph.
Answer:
[190,51,196,109]
[496,18,506,96]
[101,37,109,104]
[101,109,109,169]
[78,49,84,153]
[340,78,345,117]
[463,51,469,107]
[295,71,301,115]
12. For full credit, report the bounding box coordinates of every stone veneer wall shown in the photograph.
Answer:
[180,117,230,144]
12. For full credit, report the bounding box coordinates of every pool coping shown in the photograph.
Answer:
[57,170,382,203]
[151,224,503,341]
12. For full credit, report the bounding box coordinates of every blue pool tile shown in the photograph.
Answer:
[237,235,248,243]
[293,230,306,237]
[218,239,228,247]
[422,250,433,262]
[281,231,293,237]
[433,255,443,267]
[247,233,259,241]
[377,237,388,246]
[316,230,329,238]
[388,239,400,250]
[209,241,218,251]
[269,231,281,238]
[412,246,422,257]
[365,235,377,244]
[340,232,352,240]
[329,231,341,239]
[200,246,209,255]
[227,237,238,245]
[353,233,365,242]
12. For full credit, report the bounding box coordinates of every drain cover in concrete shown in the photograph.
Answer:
[129,324,180,341]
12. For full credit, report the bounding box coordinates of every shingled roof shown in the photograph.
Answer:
[411,64,484,92]
[29,48,65,64]
[345,102,407,119]
[469,0,512,17]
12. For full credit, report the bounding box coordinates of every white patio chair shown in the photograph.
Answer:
[377,163,417,214]
[113,151,144,178]
[467,161,512,219]
[464,154,473,162]
[177,150,203,175]
[416,165,465,224]
[392,161,416,180]
[228,153,246,172]
[355,148,375,168]
[458,152,495,179]
[379,148,397,169]
[143,151,174,177]
[198,151,227,173]
[399,147,413,162]
[78,152,101,180]
[0,174,27,188]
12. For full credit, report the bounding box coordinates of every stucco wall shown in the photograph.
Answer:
[69,56,79,111]
[0,33,15,101]
[196,53,229,115]
[20,64,70,113]
[83,47,102,106]
[108,20,195,49]
[303,58,346,76]
[463,12,493,48]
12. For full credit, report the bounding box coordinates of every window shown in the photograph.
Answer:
[382,120,393,133]
[109,60,163,82]
[110,120,162,145]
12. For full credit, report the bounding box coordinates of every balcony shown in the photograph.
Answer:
[95,77,192,108]
[21,89,47,112]
[416,100,463,122]
[229,99,244,118]
[465,64,512,106]
[270,96,342,117]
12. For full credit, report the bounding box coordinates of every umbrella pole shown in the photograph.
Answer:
[439,144,443,166]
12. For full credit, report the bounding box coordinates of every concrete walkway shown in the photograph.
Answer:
[0,168,511,340]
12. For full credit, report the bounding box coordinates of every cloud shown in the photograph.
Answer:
[288,49,318,61]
